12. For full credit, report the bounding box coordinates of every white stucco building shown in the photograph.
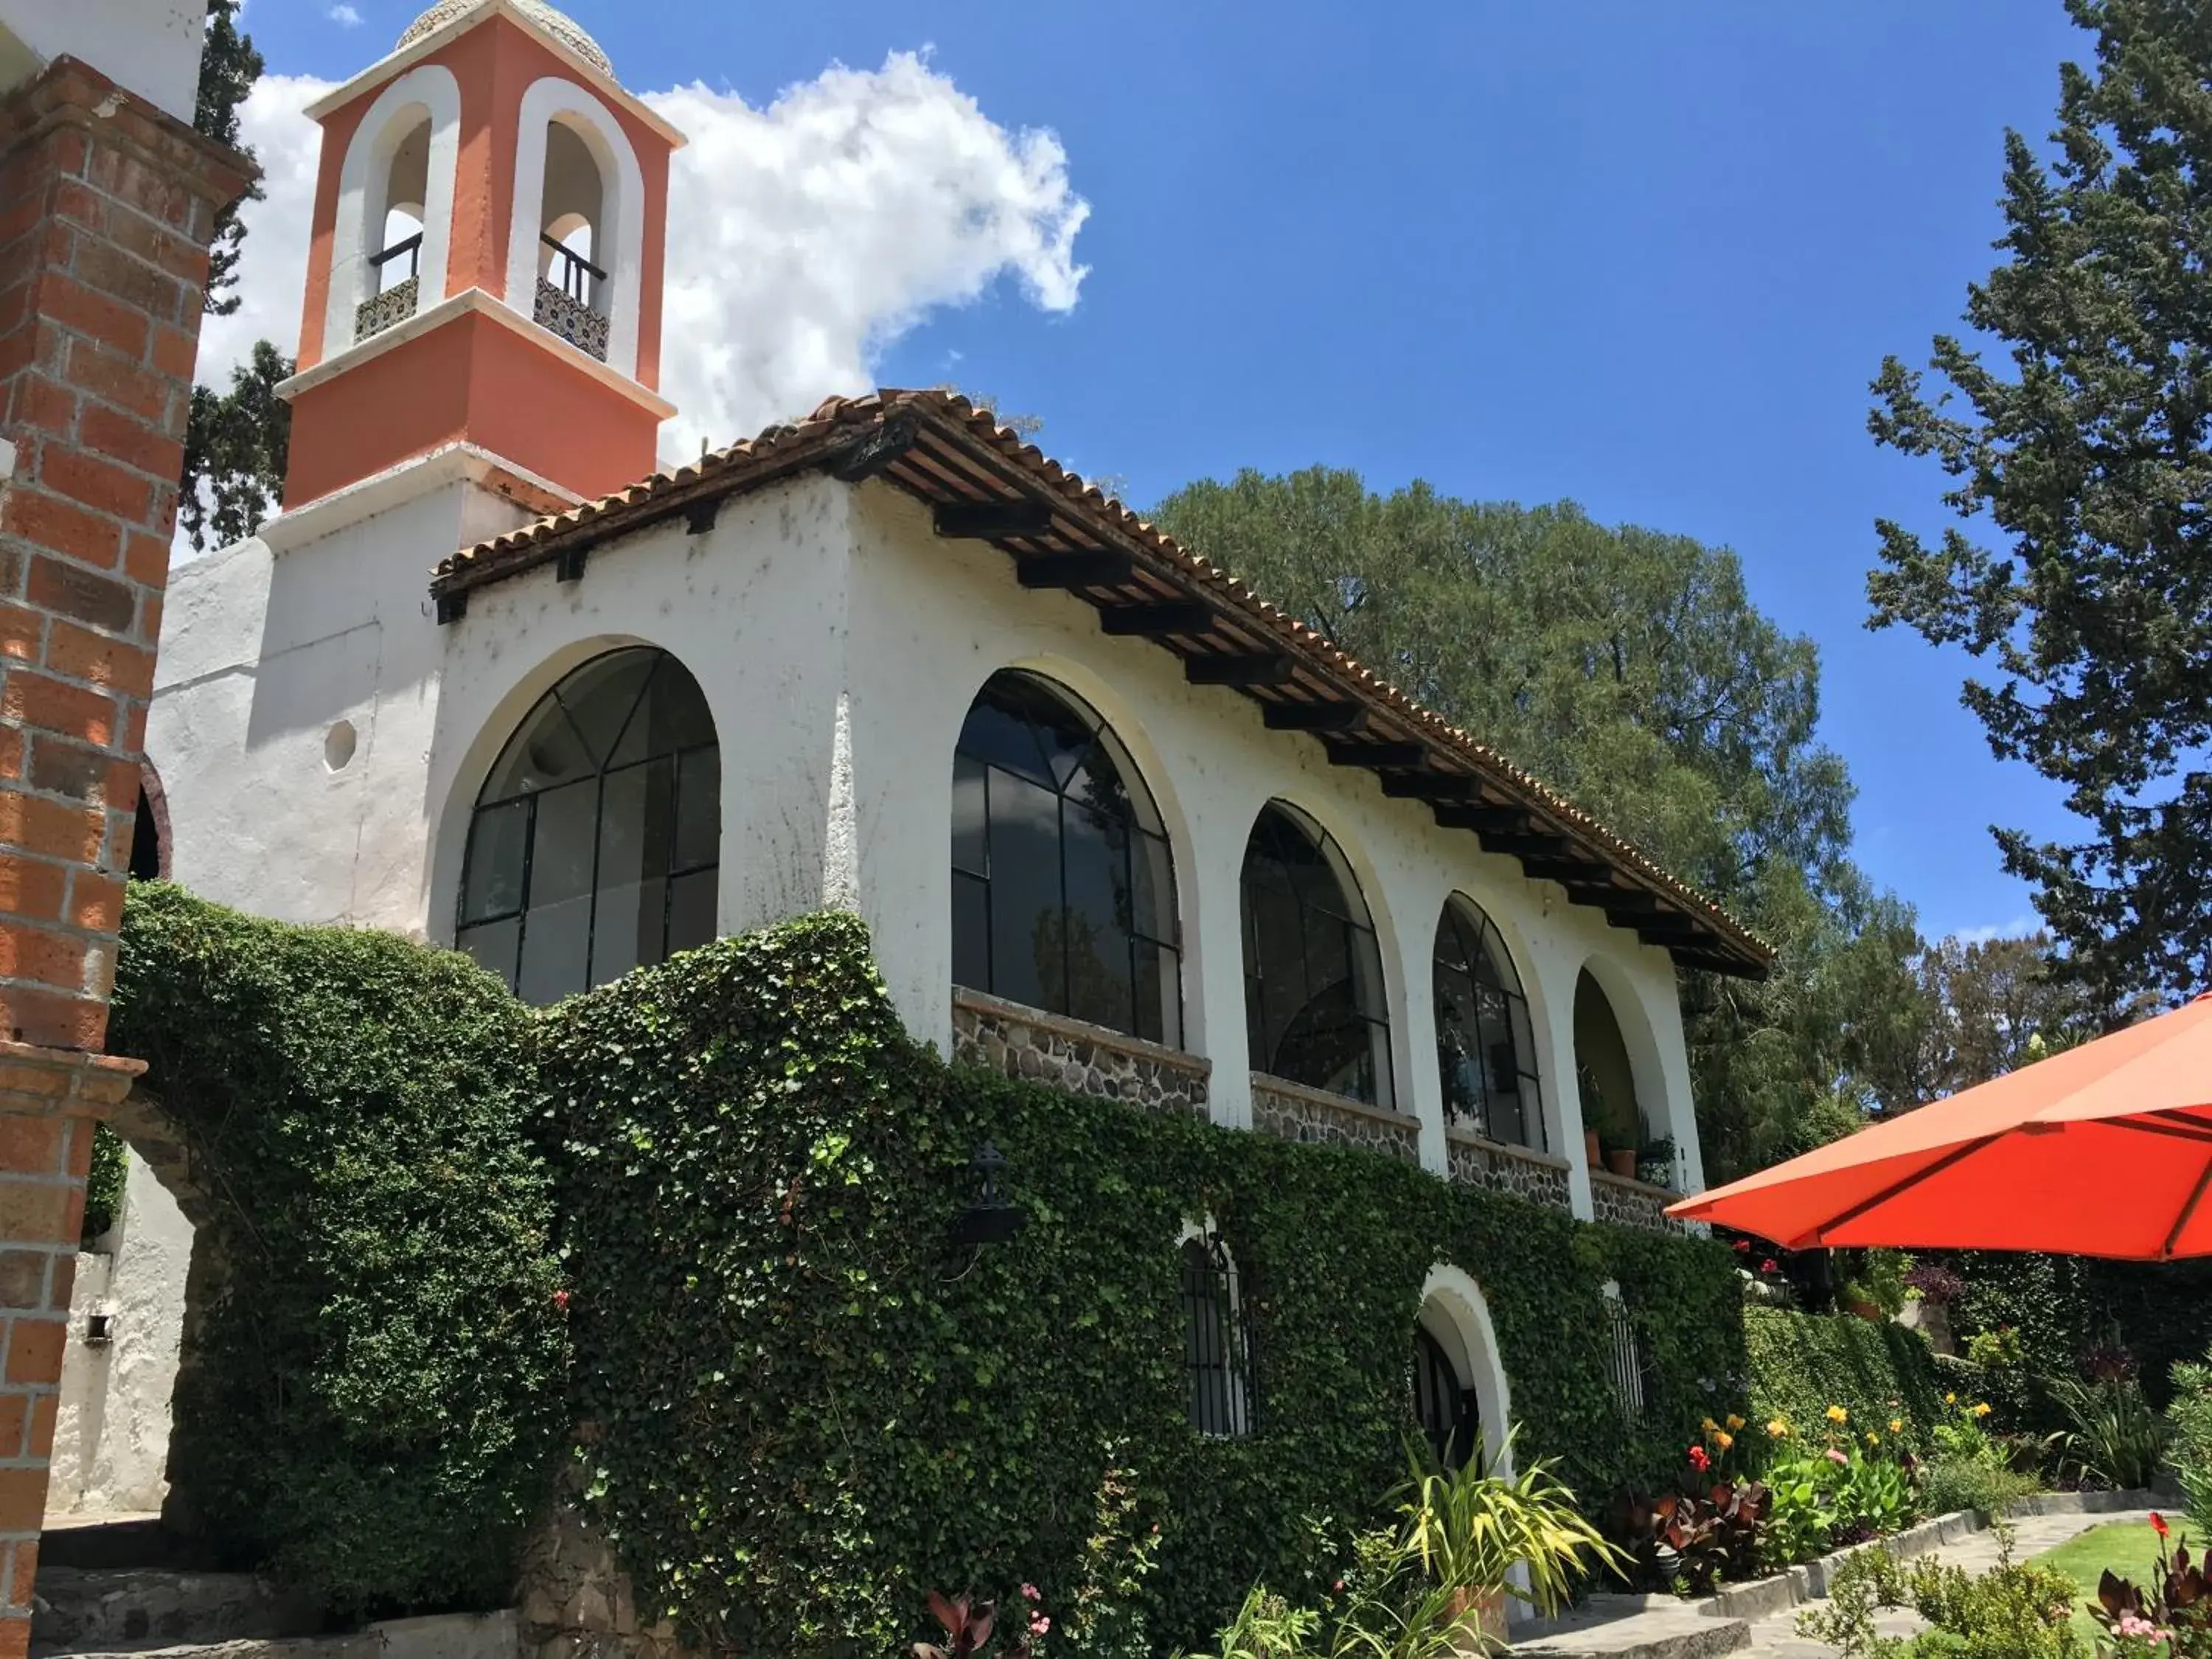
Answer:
[75,0,1773,1503]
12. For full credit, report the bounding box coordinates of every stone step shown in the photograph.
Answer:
[31,1641,380,1659]
[32,1613,518,1659]
[1510,1595,1750,1658]
[31,1568,321,1655]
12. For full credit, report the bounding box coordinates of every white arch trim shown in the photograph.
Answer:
[1416,1263,1514,1478]
[1576,952,1685,1182]
[323,64,462,361]
[505,77,647,381]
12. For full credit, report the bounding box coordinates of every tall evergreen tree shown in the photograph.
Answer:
[1868,0,2212,1008]
[183,0,291,551]
[1152,468,1926,1178]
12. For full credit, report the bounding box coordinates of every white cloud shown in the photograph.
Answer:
[327,4,363,25]
[1949,914,2042,947]
[203,52,1090,459]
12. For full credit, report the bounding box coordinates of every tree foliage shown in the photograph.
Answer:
[184,1,291,551]
[1151,468,1919,1178]
[1868,0,2212,1007]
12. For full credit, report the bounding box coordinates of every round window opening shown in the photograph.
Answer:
[324,720,358,773]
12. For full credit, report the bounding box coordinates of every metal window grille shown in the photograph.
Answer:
[1601,1290,1648,1423]
[1413,1327,1477,1469]
[1181,1231,1256,1437]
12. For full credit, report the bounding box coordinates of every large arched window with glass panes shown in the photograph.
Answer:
[950,671,1181,1046]
[1432,895,1543,1149]
[456,648,718,1003]
[1239,804,1393,1107]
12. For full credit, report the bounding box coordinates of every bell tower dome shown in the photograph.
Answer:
[278,0,684,509]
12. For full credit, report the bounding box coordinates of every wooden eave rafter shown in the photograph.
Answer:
[429,392,1774,977]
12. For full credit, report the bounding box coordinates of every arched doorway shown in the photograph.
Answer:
[1411,1265,1512,1476]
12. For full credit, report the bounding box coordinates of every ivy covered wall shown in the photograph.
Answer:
[538,913,1747,1656]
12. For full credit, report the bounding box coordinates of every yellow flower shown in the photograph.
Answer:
[1889,1418,1904,1434]
[1715,1431,1735,1450]
[1826,1405,1849,1425]
[1767,1419,1790,1439]
[1945,1392,1957,1405]
[1973,1402,1992,1419]
[1865,1430,1879,1447]
[1702,1417,1719,1435]
[1726,1414,1745,1431]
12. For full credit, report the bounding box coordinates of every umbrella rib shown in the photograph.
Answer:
[2124,1116,2212,1147]
[1810,1134,2006,1245]
[2160,1154,2212,1262]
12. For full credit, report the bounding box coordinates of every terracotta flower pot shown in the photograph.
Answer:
[1846,1296,1882,1322]
[1607,1147,1637,1179]
[1444,1586,1509,1646]
[1584,1129,1601,1168]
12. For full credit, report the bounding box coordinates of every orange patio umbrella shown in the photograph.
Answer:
[1668,993,2212,1260]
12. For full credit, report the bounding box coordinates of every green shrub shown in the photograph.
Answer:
[1916,1457,2039,1522]
[1800,1543,2086,1658]
[79,1121,127,1246]
[1745,1304,1944,1450]
[2167,1349,2212,1533]
[108,884,566,1617]
[537,913,1745,1657]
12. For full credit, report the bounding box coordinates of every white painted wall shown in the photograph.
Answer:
[0,0,204,127]
[150,453,1708,1225]
[48,1154,191,1518]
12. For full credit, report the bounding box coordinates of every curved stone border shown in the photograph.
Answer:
[1250,1074,1420,1161]
[1444,1127,1571,1209]
[1590,1168,1683,1233]
[950,989,1209,1118]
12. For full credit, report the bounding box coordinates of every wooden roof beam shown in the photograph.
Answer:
[1101,601,1215,636]
[1016,551,1133,589]
[1186,653,1295,686]
[937,498,1057,539]
[1332,741,1430,770]
[1262,701,1366,733]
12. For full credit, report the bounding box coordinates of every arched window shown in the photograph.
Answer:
[950,671,1181,1046]
[1413,1325,1475,1470]
[1574,970,1645,1159]
[358,111,431,341]
[1433,897,1543,1149]
[1180,1223,1255,1437]
[1239,804,1391,1107]
[533,119,611,359]
[456,648,719,1003]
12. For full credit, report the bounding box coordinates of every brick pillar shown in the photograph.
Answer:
[0,54,251,1659]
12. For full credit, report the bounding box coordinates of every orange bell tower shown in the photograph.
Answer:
[278,0,683,509]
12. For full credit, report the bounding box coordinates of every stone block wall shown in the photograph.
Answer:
[1589,1169,1682,1234]
[1442,1127,1571,1210]
[1248,1074,1420,1162]
[950,988,1209,1119]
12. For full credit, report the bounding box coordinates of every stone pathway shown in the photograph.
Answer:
[1512,1505,2153,1658]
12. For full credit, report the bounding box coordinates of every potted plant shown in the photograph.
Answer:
[1584,1128,1601,1169]
[1605,1140,1637,1180]
[1396,1429,1622,1641]
[1635,1135,1676,1189]
[1839,1276,1882,1321]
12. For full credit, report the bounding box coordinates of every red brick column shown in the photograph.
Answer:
[0,55,251,1659]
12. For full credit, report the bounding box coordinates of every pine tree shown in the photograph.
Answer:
[183,0,292,549]
[1868,0,2212,1007]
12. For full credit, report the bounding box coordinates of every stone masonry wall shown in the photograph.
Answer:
[0,55,248,1659]
[951,988,1209,1119]
[1442,1129,1571,1210]
[1590,1169,1682,1234]
[1249,1074,1421,1162]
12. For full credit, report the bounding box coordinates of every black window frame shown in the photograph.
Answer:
[454,647,720,1002]
[1180,1225,1257,1438]
[1413,1324,1478,1470]
[1432,895,1545,1150]
[950,669,1183,1047]
[1239,802,1394,1108]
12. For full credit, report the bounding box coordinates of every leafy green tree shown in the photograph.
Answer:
[1151,468,1919,1178]
[1868,0,2211,1009]
[184,0,293,551]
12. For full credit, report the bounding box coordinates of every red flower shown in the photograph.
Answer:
[1687,1444,1711,1472]
[1733,1239,1751,1253]
[2152,1512,2170,1540]
[1761,1259,1779,1274]
[552,1289,571,1312]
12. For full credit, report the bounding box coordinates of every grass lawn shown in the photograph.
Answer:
[2031,1518,2203,1644]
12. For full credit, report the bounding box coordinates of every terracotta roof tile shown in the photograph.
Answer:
[431,389,1773,974]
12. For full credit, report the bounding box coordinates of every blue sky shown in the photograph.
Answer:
[252,0,2095,943]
